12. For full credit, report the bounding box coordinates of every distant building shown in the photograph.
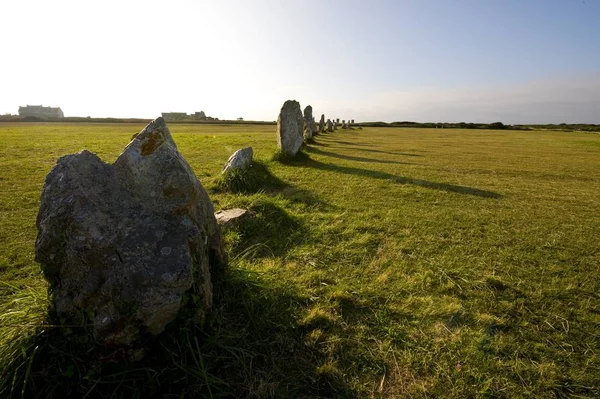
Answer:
[161,112,189,121]
[19,105,64,119]
[192,111,207,121]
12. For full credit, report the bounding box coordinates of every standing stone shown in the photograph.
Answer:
[222,147,253,174]
[303,105,316,140]
[277,100,304,156]
[35,117,227,346]
[333,121,338,130]
[326,119,333,132]
[336,118,340,123]
[319,114,325,133]
[351,119,354,124]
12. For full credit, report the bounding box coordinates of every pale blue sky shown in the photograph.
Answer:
[1,0,599,123]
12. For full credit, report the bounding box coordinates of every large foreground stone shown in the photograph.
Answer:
[222,147,253,173]
[35,117,227,346]
[276,100,303,156]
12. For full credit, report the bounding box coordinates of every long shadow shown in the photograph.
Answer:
[306,146,413,165]
[351,147,424,157]
[315,139,424,157]
[310,139,330,147]
[288,156,502,199]
[326,139,373,147]
[197,268,352,398]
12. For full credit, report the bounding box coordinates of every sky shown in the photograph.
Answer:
[1,0,599,124]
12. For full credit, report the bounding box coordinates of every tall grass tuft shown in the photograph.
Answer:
[0,282,48,398]
[216,160,284,193]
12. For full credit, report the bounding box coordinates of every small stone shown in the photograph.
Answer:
[222,147,253,173]
[215,208,255,227]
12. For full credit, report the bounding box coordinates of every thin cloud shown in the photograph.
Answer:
[364,75,600,124]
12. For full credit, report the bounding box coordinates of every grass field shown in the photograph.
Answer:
[1,122,599,398]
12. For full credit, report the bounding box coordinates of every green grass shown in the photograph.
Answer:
[1,122,599,397]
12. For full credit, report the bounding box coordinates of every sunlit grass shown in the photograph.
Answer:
[0,122,599,397]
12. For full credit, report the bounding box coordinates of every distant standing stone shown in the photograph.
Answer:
[222,147,253,173]
[319,114,325,133]
[35,117,227,346]
[277,100,304,156]
[336,118,340,123]
[326,119,333,132]
[333,121,338,130]
[303,105,316,140]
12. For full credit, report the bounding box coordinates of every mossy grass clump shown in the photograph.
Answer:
[216,160,285,194]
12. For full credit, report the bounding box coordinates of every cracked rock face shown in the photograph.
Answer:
[276,100,303,156]
[35,117,226,346]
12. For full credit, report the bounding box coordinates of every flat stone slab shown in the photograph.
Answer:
[215,208,255,226]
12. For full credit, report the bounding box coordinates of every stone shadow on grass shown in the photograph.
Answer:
[195,268,353,398]
[306,146,414,165]
[350,147,424,157]
[224,200,307,259]
[285,155,503,199]
[313,138,424,157]
[9,268,351,398]
[277,186,334,212]
[215,160,288,194]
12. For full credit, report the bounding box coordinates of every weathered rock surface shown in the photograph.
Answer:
[35,117,226,346]
[319,114,325,133]
[326,119,333,132]
[333,121,338,130]
[222,147,253,173]
[215,208,256,227]
[276,100,304,156]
